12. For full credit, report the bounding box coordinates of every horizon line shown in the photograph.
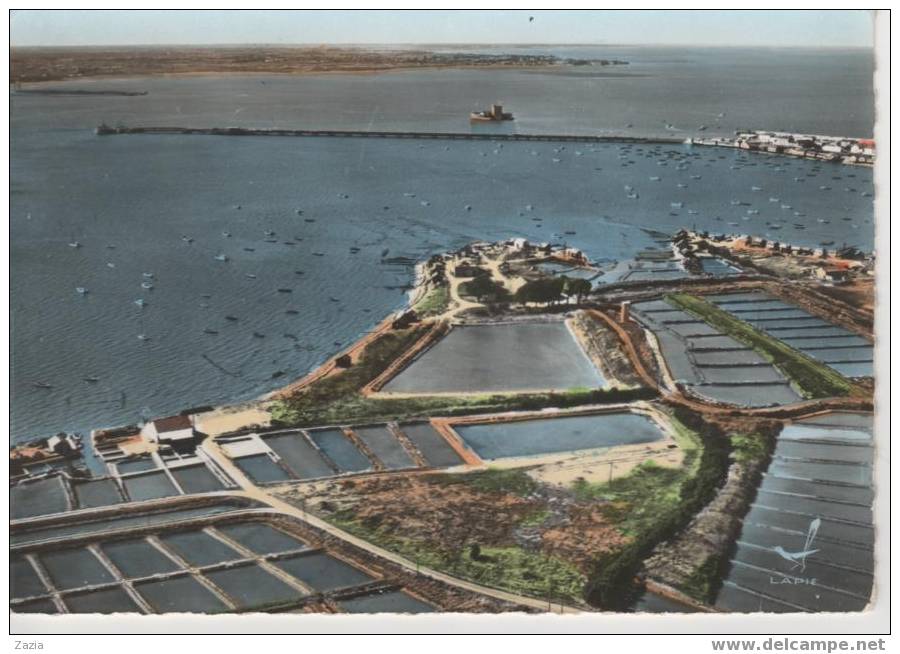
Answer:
[10,41,874,50]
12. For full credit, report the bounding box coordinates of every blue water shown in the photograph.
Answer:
[10,50,875,442]
[455,412,664,459]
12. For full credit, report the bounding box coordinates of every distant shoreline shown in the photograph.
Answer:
[10,45,627,84]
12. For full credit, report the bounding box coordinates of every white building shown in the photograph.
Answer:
[142,415,196,445]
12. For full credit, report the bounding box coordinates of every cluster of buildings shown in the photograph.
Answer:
[731,130,875,165]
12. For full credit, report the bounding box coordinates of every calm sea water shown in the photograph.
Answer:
[10,47,876,441]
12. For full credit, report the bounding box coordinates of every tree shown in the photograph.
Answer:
[515,277,565,305]
[564,278,593,305]
[461,275,510,303]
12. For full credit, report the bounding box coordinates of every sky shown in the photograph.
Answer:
[10,10,874,49]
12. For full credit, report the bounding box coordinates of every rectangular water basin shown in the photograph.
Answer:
[204,563,303,609]
[101,538,183,578]
[38,547,115,590]
[766,460,871,486]
[233,453,293,483]
[170,464,226,494]
[699,366,787,384]
[11,556,48,599]
[381,321,605,393]
[73,478,124,509]
[398,422,463,467]
[116,457,157,474]
[454,412,665,460]
[11,476,70,519]
[136,574,229,613]
[759,473,874,506]
[273,552,375,592]
[157,529,244,567]
[123,470,179,502]
[351,425,416,469]
[693,383,801,407]
[12,598,59,614]
[264,432,335,480]
[774,440,873,465]
[691,349,766,366]
[778,423,872,443]
[338,589,435,613]
[214,522,307,555]
[64,585,143,614]
[308,429,373,473]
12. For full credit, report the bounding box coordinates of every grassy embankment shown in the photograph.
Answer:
[271,324,656,428]
[666,293,858,399]
[583,408,733,609]
[326,468,588,606]
[412,286,450,317]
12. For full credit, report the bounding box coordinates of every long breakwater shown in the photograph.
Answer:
[95,124,685,144]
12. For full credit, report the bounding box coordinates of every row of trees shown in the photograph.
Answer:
[462,274,593,305]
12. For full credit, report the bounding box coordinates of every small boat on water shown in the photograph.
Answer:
[225,315,238,322]
[769,197,779,202]
[214,254,228,262]
[137,334,149,341]
[285,309,299,315]
[819,186,831,191]
[312,252,325,257]
[106,262,116,269]
[671,202,683,208]
[746,209,759,215]
[627,193,639,199]
[304,218,316,223]
[76,287,88,295]
[277,288,292,293]
[83,376,100,383]
[222,232,232,238]
[141,281,154,290]
[142,272,154,279]
[730,200,742,206]
[182,236,194,244]
[68,241,81,248]
[264,230,275,237]
[465,205,472,211]
[203,329,218,335]
[134,299,147,308]
[32,381,53,389]
[687,210,699,215]
[245,273,257,279]
[649,176,661,181]
[243,247,255,252]
[751,186,762,191]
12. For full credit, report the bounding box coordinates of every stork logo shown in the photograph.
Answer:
[769,517,820,586]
